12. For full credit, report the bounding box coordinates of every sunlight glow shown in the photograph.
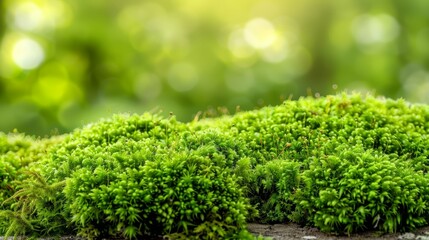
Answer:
[9,0,73,31]
[244,18,277,49]
[260,36,290,63]
[352,14,400,45]
[228,29,255,59]
[10,2,43,31]
[12,38,45,70]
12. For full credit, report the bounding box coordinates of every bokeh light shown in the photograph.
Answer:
[12,37,45,70]
[7,0,72,31]
[228,29,256,59]
[244,18,277,49]
[32,63,83,107]
[260,35,290,63]
[9,1,44,31]
[352,14,400,47]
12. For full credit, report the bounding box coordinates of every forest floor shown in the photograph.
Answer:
[248,223,429,240]
[1,224,429,240]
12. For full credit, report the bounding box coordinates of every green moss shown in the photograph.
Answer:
[43,114,253,238]
[0,133,65,234]
[0,133,64,203]
[2,93,429,238]
[197,93,429,233]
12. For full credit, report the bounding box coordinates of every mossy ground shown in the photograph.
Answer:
[1,93,429,239]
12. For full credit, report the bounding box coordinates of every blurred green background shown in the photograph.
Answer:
[1,0,429,136]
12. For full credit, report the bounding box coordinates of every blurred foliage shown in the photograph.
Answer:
[0,0,429,135]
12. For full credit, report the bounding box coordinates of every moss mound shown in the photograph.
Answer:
[44,114,253,238]
[1,93,429,238]
[0,133,64,234]
[194,93,429,233]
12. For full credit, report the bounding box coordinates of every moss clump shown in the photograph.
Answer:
[1,93,429,238]
[0,133,64,205]
[195,93,429,233]
[0,133,64,234]
[43,114,253,239]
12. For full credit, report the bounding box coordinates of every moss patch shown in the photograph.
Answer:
[1,93,429,238]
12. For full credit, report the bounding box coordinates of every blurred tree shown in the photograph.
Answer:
[0,0,428,135]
